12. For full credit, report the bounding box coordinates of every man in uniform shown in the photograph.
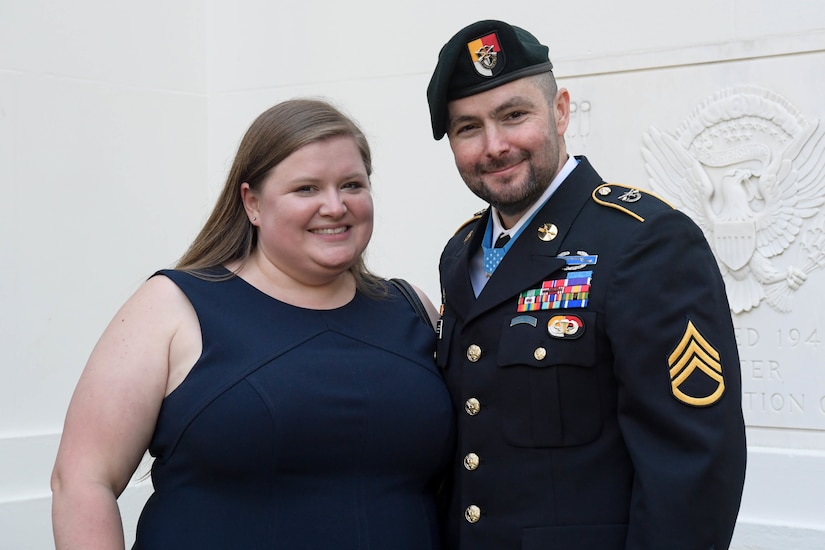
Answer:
[427,19,747,549]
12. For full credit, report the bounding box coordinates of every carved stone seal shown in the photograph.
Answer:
[642,86,825,313]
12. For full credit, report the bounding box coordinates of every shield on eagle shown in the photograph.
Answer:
[713,220,756,271]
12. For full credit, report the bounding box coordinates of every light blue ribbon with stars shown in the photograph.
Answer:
[481,216,533,275]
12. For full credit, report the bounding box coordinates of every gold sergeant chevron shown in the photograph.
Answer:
[668,320,725,406]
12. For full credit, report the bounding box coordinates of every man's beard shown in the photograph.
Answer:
[463,155,553,218]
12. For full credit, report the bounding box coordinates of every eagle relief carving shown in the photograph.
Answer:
[642,86,825,314]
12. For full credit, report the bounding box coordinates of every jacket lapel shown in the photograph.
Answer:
[441,211,487,321]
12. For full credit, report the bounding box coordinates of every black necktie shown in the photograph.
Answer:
[494,233,511,248]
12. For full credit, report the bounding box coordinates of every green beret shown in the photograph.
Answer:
[426,20,553,140]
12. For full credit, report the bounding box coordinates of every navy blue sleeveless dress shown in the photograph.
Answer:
[132,269,456,549]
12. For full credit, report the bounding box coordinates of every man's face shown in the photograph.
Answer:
[446,77,569,226]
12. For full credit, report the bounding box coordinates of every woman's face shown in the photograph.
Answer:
[243,135,373,285]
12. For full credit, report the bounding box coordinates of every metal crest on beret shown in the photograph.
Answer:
[467,32,501,77]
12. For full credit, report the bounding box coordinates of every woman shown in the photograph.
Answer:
[51,99,456,549]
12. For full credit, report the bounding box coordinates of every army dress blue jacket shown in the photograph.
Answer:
[436,157,746,550]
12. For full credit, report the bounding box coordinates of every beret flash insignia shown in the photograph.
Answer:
[467,32,502,76]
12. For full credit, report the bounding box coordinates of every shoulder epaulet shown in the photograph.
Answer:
[453,208,487,236]
[591,183,675,222]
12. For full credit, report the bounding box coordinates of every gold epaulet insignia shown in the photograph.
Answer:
[454,209,487,236]
[668,319,725,407]
[592,183,674,222]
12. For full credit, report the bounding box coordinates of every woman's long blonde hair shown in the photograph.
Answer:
[176,98,385,295]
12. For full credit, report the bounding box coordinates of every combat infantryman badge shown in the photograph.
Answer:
[557,251,598,271]
[668,319,725,406]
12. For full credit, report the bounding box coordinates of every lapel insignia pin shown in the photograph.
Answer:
[538,223,558,242]
[619,188,642,203]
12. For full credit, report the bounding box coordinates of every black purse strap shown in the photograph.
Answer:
[389,278,432,328]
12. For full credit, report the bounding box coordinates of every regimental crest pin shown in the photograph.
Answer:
[668,319,725,407]
[466,32,503,77]
[619,188,642,203]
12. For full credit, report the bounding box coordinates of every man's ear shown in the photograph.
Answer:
[555,88,571,136]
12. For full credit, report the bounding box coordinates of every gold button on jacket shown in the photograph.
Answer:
[463,452,480,470]
[466,344,482,362]
[464,398,480,415]
[464,505,481,523]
